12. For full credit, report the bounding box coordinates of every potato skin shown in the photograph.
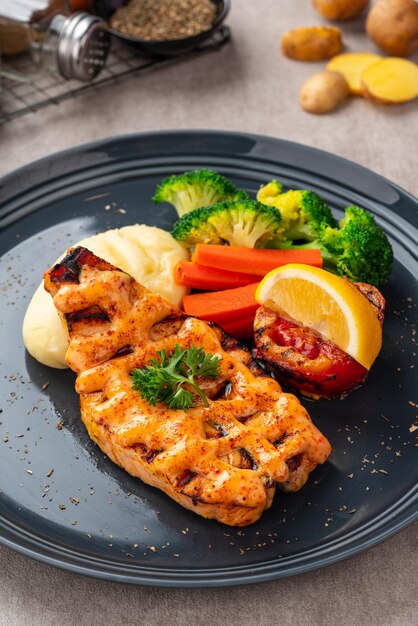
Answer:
[281,26,342,61]
[312,0,370,21]
[366,0,418,57]
[299,70,349,114]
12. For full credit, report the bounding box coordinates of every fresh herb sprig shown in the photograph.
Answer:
[131,344,221,410]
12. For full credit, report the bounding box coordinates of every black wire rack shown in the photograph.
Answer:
[0,25,230,125]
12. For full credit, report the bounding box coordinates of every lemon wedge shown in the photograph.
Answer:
[255,264,382,370]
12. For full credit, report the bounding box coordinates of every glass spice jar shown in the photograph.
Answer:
[0,0,110,81]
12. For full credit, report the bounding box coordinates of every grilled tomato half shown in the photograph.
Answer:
[254,282,385,399]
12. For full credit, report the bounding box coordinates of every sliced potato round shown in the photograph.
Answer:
[327,52,382,95]
[361,57,418,103]
[299,70,349,114]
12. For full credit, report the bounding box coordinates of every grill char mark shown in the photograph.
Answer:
[49,247,116,285]
[50,248,93,284]
[287,454,303,472]
[274,433,289,447]
[239,448,258,470]
[112,345,134,359]
[254,349,338,394]
[65,305,111,333]
[135,444,163,464]
[177,470,198,490]
[149,313,186,341]
[204,420,228,438]
[263,478,276,489]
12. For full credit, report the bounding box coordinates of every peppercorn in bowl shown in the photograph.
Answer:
[93,0,230,56]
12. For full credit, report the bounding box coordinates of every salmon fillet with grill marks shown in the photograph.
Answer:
[44,247,331,526]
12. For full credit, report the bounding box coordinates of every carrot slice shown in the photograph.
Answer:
[183,283,259,323]
[174,261,262,291]
[192,244,323,275]
[216,315,255,340]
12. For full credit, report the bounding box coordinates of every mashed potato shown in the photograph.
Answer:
[23,225,189,369]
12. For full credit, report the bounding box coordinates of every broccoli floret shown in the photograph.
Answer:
[171,206,220,246]
[320,205,393,286]
[171,199,283,248]
[259,182,393,285]
[256,180,284,205]
[153,169,248,217]
[261,188,338,244]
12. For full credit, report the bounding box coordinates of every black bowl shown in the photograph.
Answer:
[93,0,231,56]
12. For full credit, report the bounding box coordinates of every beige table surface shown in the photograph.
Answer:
[0,1,417,624]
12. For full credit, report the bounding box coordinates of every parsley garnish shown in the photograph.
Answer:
[131,344,221,410]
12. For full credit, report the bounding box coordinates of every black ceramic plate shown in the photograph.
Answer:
[0,131,417,587]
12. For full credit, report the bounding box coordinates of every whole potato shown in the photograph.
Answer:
[366,0,418,56]
[281,26,342,61]
[299,70,349,114]
[312,0,370,20]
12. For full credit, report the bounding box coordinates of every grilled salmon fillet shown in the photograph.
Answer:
[44,247,331,526]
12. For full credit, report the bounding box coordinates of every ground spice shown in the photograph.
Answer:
[110,0,217,41]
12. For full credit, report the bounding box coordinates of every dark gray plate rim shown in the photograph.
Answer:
[0,130,417,587]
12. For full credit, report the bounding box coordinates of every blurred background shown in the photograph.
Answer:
[1,0,417,195]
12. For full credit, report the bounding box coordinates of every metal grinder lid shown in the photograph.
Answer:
[54,12,110,81]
